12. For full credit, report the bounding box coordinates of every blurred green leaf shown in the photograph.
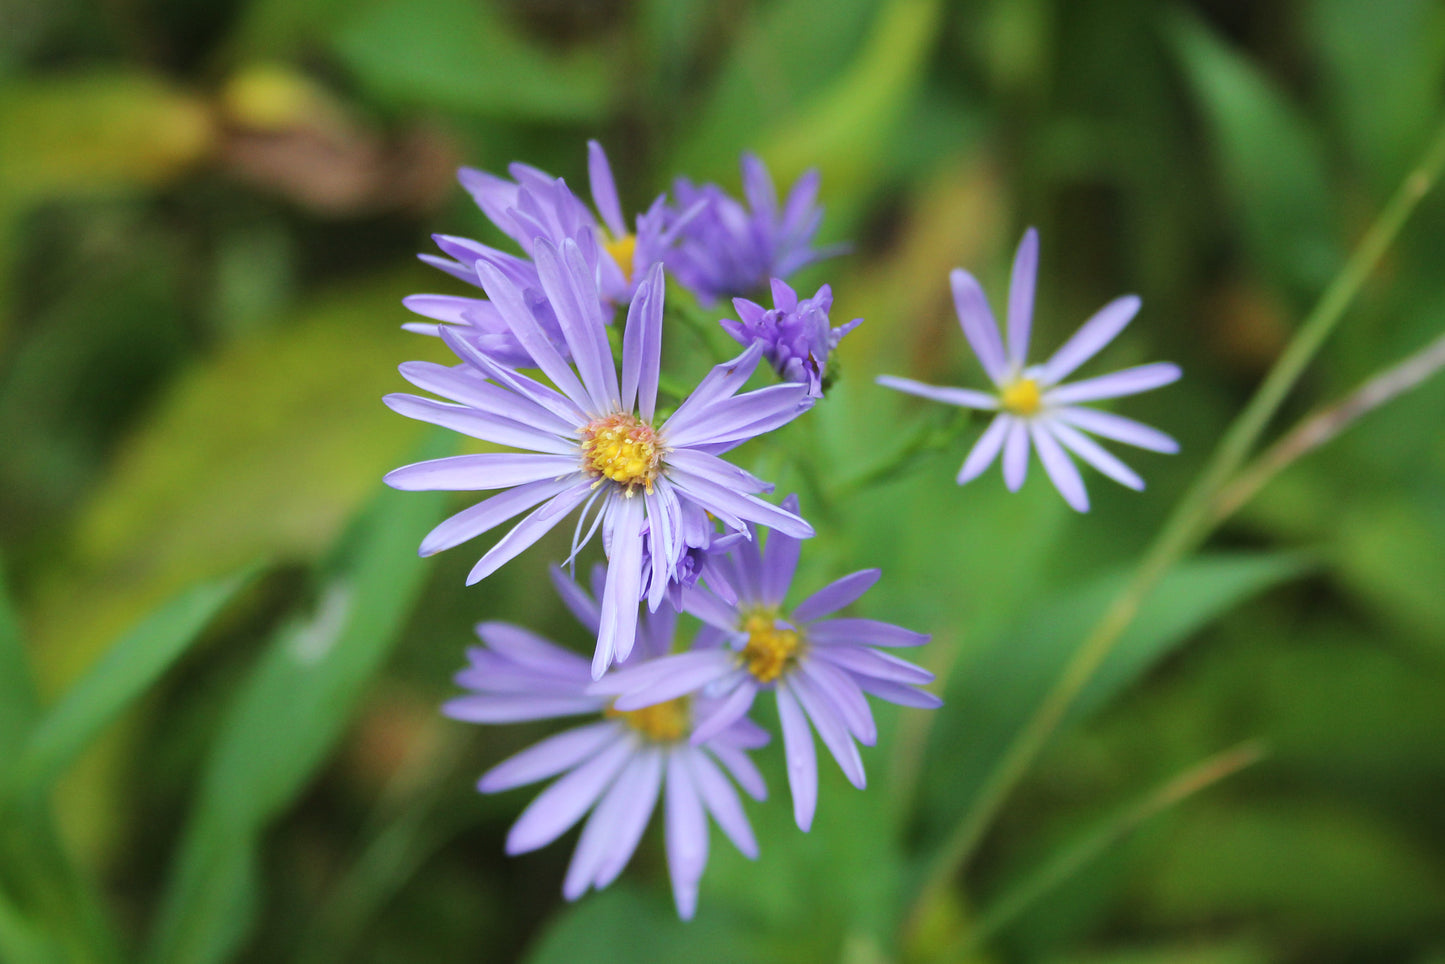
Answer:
[1309,0,1445,190]
[0,891,58,964]
[331,0,615,121]
[144,439,449,964]
[3,570,255,805]
[523,885,759,964]
[1053,938,1273,964]
[921,553,1308,836]
[1166,8,1340,292]
[1134,801,1445,939]
[0,558,38,778]
[0,74,213,206]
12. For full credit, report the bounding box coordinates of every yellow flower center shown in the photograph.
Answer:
[740,612,802,683]
[580,413,661,494]
[603,233,637,285]
[607,698,688,743]
[1000,377,1043,416]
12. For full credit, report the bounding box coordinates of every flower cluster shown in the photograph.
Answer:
[383,143,1178,918]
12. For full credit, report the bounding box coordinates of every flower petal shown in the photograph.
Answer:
[689,680,758,746]
[383,394,574,455]
[1030,422,1090,511]
[444,693,602,724]
[1048,419,1145,491]
[951,268,1008,384]
[419,477,577,557]
[384,453,577,491]
[1007,228,1039,367]
[706,742,767,802]
[688,748,758,859]
[609,650,737,710]
[592,746,665,889]
[875,375,999,411]
[1039,295,1141,385]
[1046,362,1181,405]
[1055,406,1179,453]
[664,747,709,920]
[774,684,818,831]
[760,494,803,608]
[812,644,934,686]
[622,263,665,421]
[791,569,880,623]
[563,746,660,900]
[1002,417,1031,491]
[594,495,646,676]
[465,481,593,585]
[806,618,929,648]
[587,140,627,238]
[788,674,865,789]
[957,414,1012,485]
[505,735,634,855]
[668,469,814,540]
[480,721,621,793]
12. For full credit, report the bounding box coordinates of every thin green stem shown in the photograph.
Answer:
[902,116,1445,944]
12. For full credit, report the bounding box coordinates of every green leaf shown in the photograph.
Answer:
[523,886,759,964]
[0,888,60,964]
[920,554,1308,837]
[0,74,213,207]
[2,570,255,804]
[0,555,39,777]
[331,0,615,121]
[144,435,450,964]
[1165,8,1340,292]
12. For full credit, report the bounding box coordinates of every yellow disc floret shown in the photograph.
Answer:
[607,698,688,743]
[740,612,802,683]
[604,233,637,285]
[1000,377,1043,416]
[580,413,661,494]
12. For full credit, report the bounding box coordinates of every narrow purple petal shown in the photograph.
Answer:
[664,747,709,920]
[383,394,575,455]
[789,673,866,789]
[741,152,778,215]
[1039,295,1142,386]
[562,746,660,900]
[775,684,818,831]
[550,565,602,635]
[1007,228,1039,367]
[661,344,766,433]
[443,694,602,723]
[403,294,481,325]
[855,676,945,709]
[398,361,578,438]
[662,383,812,449]
[668,470,813,539]
[875,375,999,411]
[622,263,665,421]
[1056,406,1179,453]
[688,749,758,859]
[958,414,1012,485]
[474,260,591,407]
[799,658,877,746]
[610,650,737,711]
[1048,420,1145,491]
[1046,362,1181,405]
[587,140,627,238]
[534,240,616,413]
[706,742,767,801]
[1031,422,1090,511]
[951,268,1008,385]
[792,569,880,623]
[592,746,665,889]
[689,680,758,746]
[1002,417,1031,491]
[480,722,621,792]
[806,618,929,648]
[594,496,646,677]
[466,482,592,585]
[662,448,768,495]
[812,645,934,686]
[439,327,588,427]
[419,477,576,557]
[760,494,802,608]
[506,736,635,854]
[643,487,676,612]
[385,453,577,491]
[682,587,746,633]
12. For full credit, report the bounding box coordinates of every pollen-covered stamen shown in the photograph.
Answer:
[580,413,661,494]
[1000,377,1043,416]
[603,232,637,285]
[606,697,688,742]
[740,612,802,684]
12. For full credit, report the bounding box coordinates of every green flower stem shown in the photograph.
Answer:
[903,115,1445,948]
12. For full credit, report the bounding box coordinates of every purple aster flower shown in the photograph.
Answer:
[384,242,815,678]
[722,279,862,398]
[877,228,1182,512]
[446,567,768,920]
[591,496,938,832]
[667,152,847,306]
[402,142,692,361]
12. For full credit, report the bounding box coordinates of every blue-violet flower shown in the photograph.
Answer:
[723,279,861,398]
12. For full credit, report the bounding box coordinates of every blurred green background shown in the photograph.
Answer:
[3,0,1445,962]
